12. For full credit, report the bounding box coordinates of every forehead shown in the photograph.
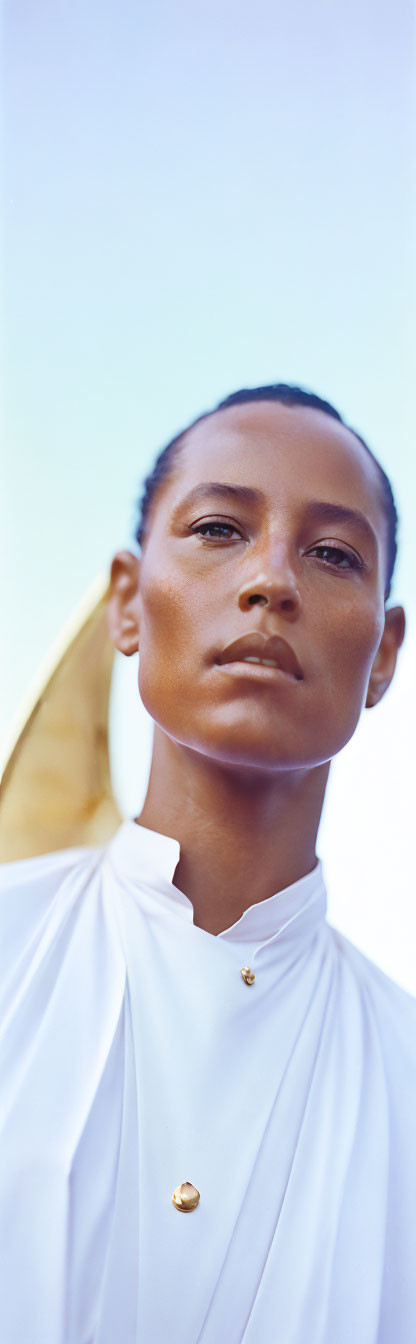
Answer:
[170,401,386,528]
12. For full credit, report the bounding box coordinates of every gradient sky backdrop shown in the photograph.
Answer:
[2,0,415,987]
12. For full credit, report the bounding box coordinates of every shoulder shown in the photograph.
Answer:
[0,843,99,891]
[0,842,102,904]
[0,844,103,985]
[328,923,416,1069]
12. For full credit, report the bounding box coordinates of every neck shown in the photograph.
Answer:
[137,729,330,934]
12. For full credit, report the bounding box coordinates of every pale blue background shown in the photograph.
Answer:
[2,0,415,987]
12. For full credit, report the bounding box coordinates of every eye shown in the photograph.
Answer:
[191,518,244,542]
[307,543,362,570]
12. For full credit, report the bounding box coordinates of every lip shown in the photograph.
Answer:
[216,633,304,681]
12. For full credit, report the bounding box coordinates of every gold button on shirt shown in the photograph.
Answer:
[172,1182,200,1212]
[240,966,255,985]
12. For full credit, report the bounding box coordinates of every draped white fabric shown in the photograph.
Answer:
[0,821,415,1343]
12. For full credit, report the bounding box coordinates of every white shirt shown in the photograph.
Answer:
[0,821,415,1344]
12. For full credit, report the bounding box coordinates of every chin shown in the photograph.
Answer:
[188,703,361,771]
[152,699,360,773]
[187,725,319,773]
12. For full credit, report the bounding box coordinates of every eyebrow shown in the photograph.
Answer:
[173,482,377,552]
[302,501,377,552]
[172,482,263,514]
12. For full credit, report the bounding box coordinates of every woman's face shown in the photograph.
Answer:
[113,402,404,771]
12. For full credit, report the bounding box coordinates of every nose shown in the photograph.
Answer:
[237,544,301,619]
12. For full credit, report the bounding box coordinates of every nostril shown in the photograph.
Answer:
[248,594,267,606]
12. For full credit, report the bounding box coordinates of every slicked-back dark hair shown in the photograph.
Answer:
[135,383,398,601]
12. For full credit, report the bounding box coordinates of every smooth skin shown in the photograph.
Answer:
[108,402,405,934]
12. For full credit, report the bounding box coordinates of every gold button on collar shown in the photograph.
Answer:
[240,966,255,985]
[172,1182,200,1212]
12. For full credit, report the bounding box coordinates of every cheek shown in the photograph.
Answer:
[139,549,213,653]
[140,562,183,638]
[136,566,203,722]
[319,596,384,718]
[330,597,382,665]
[288,597,385,765]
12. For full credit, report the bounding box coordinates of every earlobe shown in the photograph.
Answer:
[365,604,405,709]
[365,682,389,709]
[106,550,140,656]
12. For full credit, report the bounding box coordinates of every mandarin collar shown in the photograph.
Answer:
[107,819,327,946]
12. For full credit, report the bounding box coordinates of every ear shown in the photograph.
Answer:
[107,550,140,656]
[365,604,406,708]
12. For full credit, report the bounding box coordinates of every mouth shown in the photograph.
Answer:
[215,633,304,681]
